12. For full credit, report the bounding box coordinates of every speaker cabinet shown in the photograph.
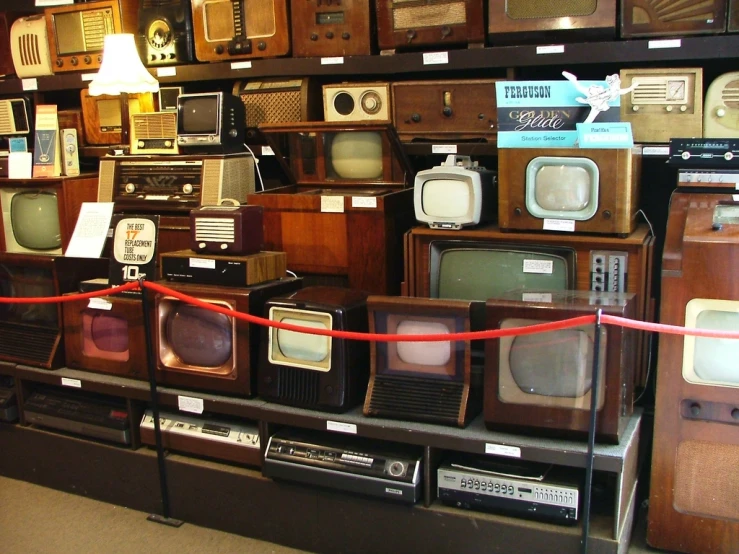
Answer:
[648,192,739,554]
[620,0,728,38]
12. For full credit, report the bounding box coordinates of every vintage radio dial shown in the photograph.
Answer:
[360,92,382,115]
[148,19,172,49]
[125,183,136,194]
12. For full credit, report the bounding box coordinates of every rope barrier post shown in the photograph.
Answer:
[140,277,184,528]
[580,308,603,554]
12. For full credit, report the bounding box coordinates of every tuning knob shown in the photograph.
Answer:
[411,113,421,123]
[632,105,639,112]
[665,106,673,112]
[717,108,726,118]
[125,183,136,194]
[182,184,193,194]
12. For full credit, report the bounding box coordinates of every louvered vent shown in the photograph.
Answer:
[194,217,236,244]
[368,375,463,424]
[0,323,57,366]
[632,78,668,104]
[81,10,113,52]
[0,102,11,135]
[17,32,41,68]
[133,113,177,139]
[276,366,321,406]
[722,80,739,109]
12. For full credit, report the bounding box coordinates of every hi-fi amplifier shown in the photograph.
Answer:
[669,138,739,167]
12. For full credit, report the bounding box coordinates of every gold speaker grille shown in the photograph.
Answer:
[674,440,739,521]
[506,0,597,19]
[393,3,467,30]
[242,91,302,127]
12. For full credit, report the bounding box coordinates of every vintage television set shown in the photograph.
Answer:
[138,0,194,66]
[414,154,497,230]
[291,0,375,58]
[10,14,54,79]
[0,175,98,255]
[150,278,302,396]
[375,0,486,54]
[0,96,33,150]
[620,0,728,38]
[176,92,246,152]
[484,290,636,443]
[190,0,290,62]
[62,292,148,380]
[497,147,642,237]
[648,192,739,554]
[44,0,140,73]
[247,121,416,295]
[80,89,155,146]
[704,71,739,138]
[364,296,480,427]
[0,253,107,369]
[487,0,617,43]
[259,286,369,412]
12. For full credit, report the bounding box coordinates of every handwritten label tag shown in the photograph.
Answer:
[643,146,670,157]
[178,395,204,414]
[21,78,38,91]
[536,45,564,55]
[485,443,521,458]
[261,146,274,156]
[321,57,344,65]
[61,377,82,389]
[327,421,357,434]
[523,259,554,274]
[351,196,377,208]
[432,144,457,154]
[156,67,177,77]
[321,196,344,213]
[189,257,216,269]
[423,52,448,65]
[543,219,576,232]
[648,39,681,49]
[231,61,252,70]
[80,73,97,82]
[88,298,113,311]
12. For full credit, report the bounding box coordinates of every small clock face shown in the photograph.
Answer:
[666,80,687,102]
[65,133,75,144]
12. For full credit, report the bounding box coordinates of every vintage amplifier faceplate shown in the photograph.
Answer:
[669,138,739,167]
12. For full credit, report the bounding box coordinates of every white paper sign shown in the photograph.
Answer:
[642,146,670,157]
[432,145,457,154]
[423,52,449,65]
[80,73,97,82]
[523,259,554,274]
[327,421,357,434]
[543,219,576,232]
[351,197,377,208]
[485,443,521,458]
[522,293,552,303]
[88,298,113,311]
[190,258,216,269]
[178,395,204,414]
[536,45,565,55]
[648,39,681,49]
[157,67,177,77]
[321,57,344,65]
[261,146,274,156]
[65,202,115,258]
[61,377,82,388]
[8,152,33,179]
[321,196,344,213]
[21,78,38,91]
[231,61,253,70]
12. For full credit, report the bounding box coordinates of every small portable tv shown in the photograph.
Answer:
[484,290,637,443]
[151,278,302,396]
[364,296,480,427]
[259,286,370,412]
[414,155,497,230]
[498,147,642,237]
[176,92,246,152]
[190,204,264,255]
[62,293,148,381]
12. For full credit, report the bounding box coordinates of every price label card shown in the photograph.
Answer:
[231,61,252,70]
[178,395,204,414]
[321,196,344,213]
[432,145,457,154]
[190,257,216,270]
[61,377,82,389]
[536,45,564,55]
[156,67,177,77]
[21,78,38,91]
[327,421,357,434]
[523,259,554,274]
[485,443,521,458]
[88,298,113,311]
[648,39,681,49]
[643,146,670,157]
[423,52,448,65]
[80,73,97,82]
[351,196,377,208]
[321,57,344,65]
[522,292,552,303]
[543,219,576,232]
[261,146,274,156]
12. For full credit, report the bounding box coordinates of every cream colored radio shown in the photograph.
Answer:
[620,68,703,143]
[130,112,179,155]
[10,15,53,78]
[323,83,391,122]
[704,72,739,138]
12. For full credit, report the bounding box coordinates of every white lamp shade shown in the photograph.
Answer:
[88,34,159,96]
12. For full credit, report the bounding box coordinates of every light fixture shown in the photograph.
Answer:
[88,34,159,148]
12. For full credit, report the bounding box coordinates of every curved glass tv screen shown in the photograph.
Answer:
[268,306,333,372]
[328,131,383,180]
[422,179,472,219]
[10,191,62,251]
[166,303,233,368]
[82,311,130,362]
[0,264,57,326]
[683,298,739,387]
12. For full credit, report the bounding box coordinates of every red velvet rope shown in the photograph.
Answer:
[1,279,738,341]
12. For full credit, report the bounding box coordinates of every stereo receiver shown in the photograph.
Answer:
[138,0,194,66]
[291,0,374,57]
[10,15,54,78]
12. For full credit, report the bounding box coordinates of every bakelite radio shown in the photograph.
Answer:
[487,0,617,43]
[259,286,370,412]
[247,121,416,295]
[484,290,637,443]
[138,0,195,66]
[10,14,54,78]
[391,79,501,142]
[375,0,486,54]
[191,0,290,62]
[291,0,375,58]
[80,89,156,146]
[364,296,481,428]
[704,72,739,138]
[45,0,141,73]
[323,83,391,123]
[190,205,264,255]
[620,0,728,38]
[648,192,739,554]
[497,147,642,237]
[150,278,302,396]
[620,68,703,143]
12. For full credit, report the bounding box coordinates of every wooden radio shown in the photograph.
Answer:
[704,72,739,138]
[138,0,195,66]
[80,89,156,146]
[190,204,264,255]
[375,0,486,54]
[130,112,179,155]
[497,147,642,236]
[45,0,140,73]
[10,14,54,79]
[191,0,290,62]
[620,0,728,38]
[731,0,739,31]
[324,82,391,122]
[648,192,739,554]
[391,79,501,142]
[620,68,703,143]
[247,121,416,295]
[233,78,322,141]
[291,0,374,58]
[487,0,617,43]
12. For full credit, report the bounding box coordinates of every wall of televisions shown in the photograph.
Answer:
[1,1,739,554]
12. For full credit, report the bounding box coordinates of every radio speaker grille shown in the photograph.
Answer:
[97,159,116,202]
[17,33,41,67]
[722,80,739,109]
[0,323,57,366]
[132,113,177,138]
[506,0,597,19]
[201,156,255,206]
[243,91,302,128]
[392,2,467,30]
[277,366,320,406]
[674,440,739,521]
[194,218,236,243]
[631,0,720,25]
[0,103,12,135]
[368,375,463,423]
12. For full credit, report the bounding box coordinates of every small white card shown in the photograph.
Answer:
[642,146,670,157]
[543,219,576,232]
[351,196,377,209]
[327,421,357,434]
[80,73,97,82]
[522,293,552,303]
[648,39,681,49]
[321,196,344,213]
[423,52,449,65]
[485,443,521,458]
[88,298,113,311]
[190,258,216,269]
[321,57,344,65]
[178,395,204,414]
[231,61,253,70]
[523,259,554,275]
[261,146,274,156]
[156,67,177,77]
[21,78,38,91]
[432,145,457,154]
[8,152,33,179]
[61,377,82,389]
[65,202,115,258]
[536,45,565,55]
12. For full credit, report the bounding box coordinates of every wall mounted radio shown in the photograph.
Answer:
[97,152,256,212]
[10,15,54,78]
[704,72,739,138]
[190,204,264,255]
[45,0,141,73]
[375,0,486,54]
[80,89,156,146]
[138,0,194,66]
[391,79,501,142]
[291,0,374,58]
[620,0,728,38]
[324,82,391,122]
[233,78,322,141]
[130,112,179,155]
[620,68,703,143]
[487,0,616,43]
[191,0,290,62]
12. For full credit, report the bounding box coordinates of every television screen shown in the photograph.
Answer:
[683,299,739,387]
[163,301,234,370]
[430,243,575,302]
[525,157,599,220]
[9,191,62,251]
[268,306,332,372]
[422,179,471,219]
[82,310,130,362]
[327,131,383,180]
[0,263,57,326]
[179,96,219,135]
